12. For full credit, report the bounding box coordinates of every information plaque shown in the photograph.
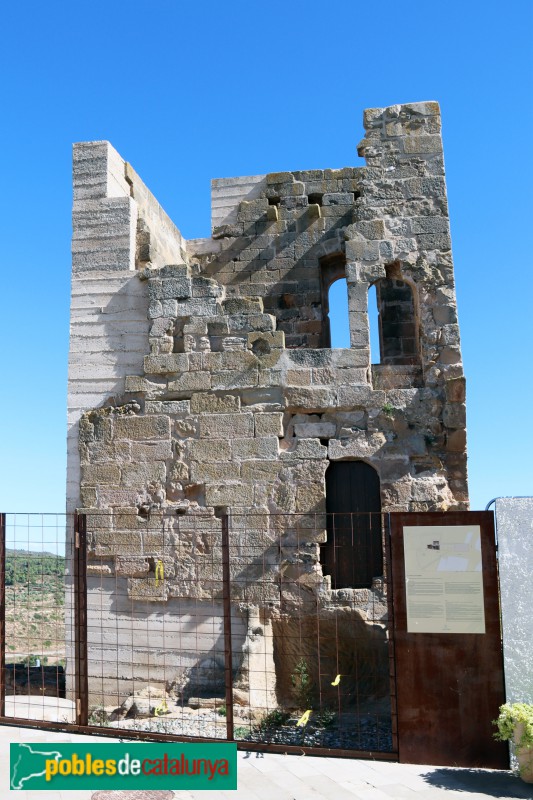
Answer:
[403,525,486,634]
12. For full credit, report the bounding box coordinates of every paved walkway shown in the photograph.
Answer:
[1,722,531,800]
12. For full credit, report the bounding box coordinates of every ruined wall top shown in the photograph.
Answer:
[68,100,467,529]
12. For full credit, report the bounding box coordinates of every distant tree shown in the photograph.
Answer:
[5,551,65,587]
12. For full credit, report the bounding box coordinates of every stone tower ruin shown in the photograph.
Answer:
[67,101,468,712]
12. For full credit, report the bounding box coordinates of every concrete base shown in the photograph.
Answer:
[4,695,76,723]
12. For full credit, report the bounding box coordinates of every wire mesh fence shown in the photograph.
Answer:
[0,510,397,758]
[0,513,73,723]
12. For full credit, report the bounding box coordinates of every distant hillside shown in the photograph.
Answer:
[5,549,65,587]
[4,549,66,661]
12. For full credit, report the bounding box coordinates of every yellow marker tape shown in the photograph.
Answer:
[331,674,341,686]
[296,709,312,727]
[154,698,169,716]
[155,560,164,586]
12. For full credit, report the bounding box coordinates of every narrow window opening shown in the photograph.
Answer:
[369,277,418,365]
[319,253,347,348]
[268,196,280,206]
[328,278,350,348]
[308,193,323,206]
[368,283,380,364]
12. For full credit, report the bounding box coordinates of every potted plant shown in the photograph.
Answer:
[494,703,533,783]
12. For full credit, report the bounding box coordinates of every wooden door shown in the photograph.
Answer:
[321,461,382,589]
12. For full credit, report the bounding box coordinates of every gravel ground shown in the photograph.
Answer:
[103,709,393,752]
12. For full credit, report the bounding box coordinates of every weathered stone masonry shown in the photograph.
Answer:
[67,101,468,707]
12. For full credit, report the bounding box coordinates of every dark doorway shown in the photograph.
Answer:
[321,461,383,589]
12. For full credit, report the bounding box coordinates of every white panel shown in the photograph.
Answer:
[495,497,533,703]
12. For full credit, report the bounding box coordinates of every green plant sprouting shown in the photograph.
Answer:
[291,658,314,711]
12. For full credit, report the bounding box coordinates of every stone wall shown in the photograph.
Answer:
[68,101,469,711]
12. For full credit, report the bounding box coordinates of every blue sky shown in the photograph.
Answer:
[0,0,531,514]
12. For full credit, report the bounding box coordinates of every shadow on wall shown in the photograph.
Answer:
[272,609,390,710]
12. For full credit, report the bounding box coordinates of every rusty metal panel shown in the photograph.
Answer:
[390,511,508,768]
[383,514,399,756]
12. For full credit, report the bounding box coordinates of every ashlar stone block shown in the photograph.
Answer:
[144,400,191,415]
[284,387,336,412]
[295,483,326,512]
[115,556,150,577]
[81,464,121,485]
[211,368,258,390]
[205,482,254,507]
[285,438,328,460]
[127,578,168,601]
[328,432,387,460]
[240,461,282,481]
[144,354,189,374]
[167,372,211,392]
[114,415,171,441]
[293,422,336,438]
[232,437,279,460]
[188,439,232,462]
[121,461,166,488]
[443,402,466,429]
[92,530,143,557]
[199,412,254,439]
[190,392,240,413]
[254,412,284,437]
[190,462,240,482]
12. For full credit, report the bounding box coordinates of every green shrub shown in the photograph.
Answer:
[314,708,336,729]
[494,703,533,748]
[260,708,290,728]
[21,654,48,666]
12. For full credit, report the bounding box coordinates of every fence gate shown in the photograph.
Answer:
[0,510,508,767]
[0,513,73,726]
[0,511,397,761]
[389,511,508,768]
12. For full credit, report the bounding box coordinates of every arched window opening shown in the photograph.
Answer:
[319,253,347,347]
[368,283,380,364]
[320,461,383,589]
[328,278,350,348]
[370,276,418,365]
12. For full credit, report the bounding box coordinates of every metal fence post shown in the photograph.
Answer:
[221,513,234,740]
[73,512,88,726]
[383,512,398,755]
